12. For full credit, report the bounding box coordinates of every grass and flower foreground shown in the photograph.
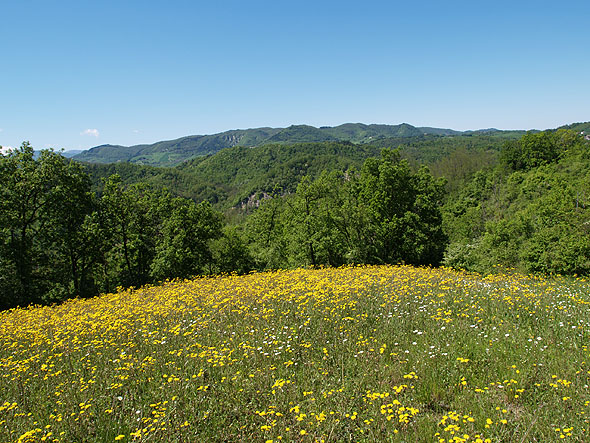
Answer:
[1,265,590,442]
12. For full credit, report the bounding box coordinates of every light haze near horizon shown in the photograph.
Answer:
[1,0,589,151]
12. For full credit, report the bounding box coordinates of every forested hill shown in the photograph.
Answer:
[84,133,510,210]
[84,142,384,209]
[72,123,513,167]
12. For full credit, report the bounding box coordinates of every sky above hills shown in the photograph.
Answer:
[1,0,589,151]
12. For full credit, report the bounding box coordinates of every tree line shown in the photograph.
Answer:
[0,143,226,309]
[3,128,587,310]
[0,143,447,310]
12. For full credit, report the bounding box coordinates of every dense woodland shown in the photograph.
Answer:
[1,125,589,310]
[444,128,590,274]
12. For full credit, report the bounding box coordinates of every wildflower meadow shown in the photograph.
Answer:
[1,265,590,442]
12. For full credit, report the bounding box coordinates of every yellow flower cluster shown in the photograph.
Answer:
[0,265,589,441]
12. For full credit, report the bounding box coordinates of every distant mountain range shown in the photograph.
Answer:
[62,150,84,158]
[73,123,517,167]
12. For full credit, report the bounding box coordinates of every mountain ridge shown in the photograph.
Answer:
[73,122,511,167]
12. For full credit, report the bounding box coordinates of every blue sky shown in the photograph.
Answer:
[1,0,589,151]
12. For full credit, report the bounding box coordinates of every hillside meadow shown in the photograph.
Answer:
[1,265,590,442]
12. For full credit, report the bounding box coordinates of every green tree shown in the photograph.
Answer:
[284,174,344,267]
[97,175,162,290]
[354,149,447,265]
[443,130,590,275]
[500,129,579,171]
[212,226,255,275]
[246,149,447,269]
[0,143,94,308]
[41,153,95,300]
[245,192,290,270]
[150,199,223,280]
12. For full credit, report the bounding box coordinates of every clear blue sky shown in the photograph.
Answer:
[2,0,589,151]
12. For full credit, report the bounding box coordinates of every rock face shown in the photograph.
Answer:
[224,134,243,146]
[240,191,271,210]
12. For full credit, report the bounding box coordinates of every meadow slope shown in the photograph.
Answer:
[1,266,589,442]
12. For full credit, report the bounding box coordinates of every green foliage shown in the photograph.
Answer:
[247,149,448,269]
[211,226,255,274]
[500,129,578,171]
[185,142,384,209]
[558,121,590,133]
[284,172,350,267]
[444,129,590,275]
[353,150,447,265]
[150,200,223,280]
[6,123,590,308]
[97,176,164,290]
[84,141,385,210]
[245,193,290,270]
[429,147,497,193]
[0,143,94,308]
[84,135,504,213]
[73,128,283,166]
[95,176,226,290]
[370,133,513,167]
[0,149,228,309]
[266,125,338,143]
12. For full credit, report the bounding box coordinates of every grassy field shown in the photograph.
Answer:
[1,265,590,442]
